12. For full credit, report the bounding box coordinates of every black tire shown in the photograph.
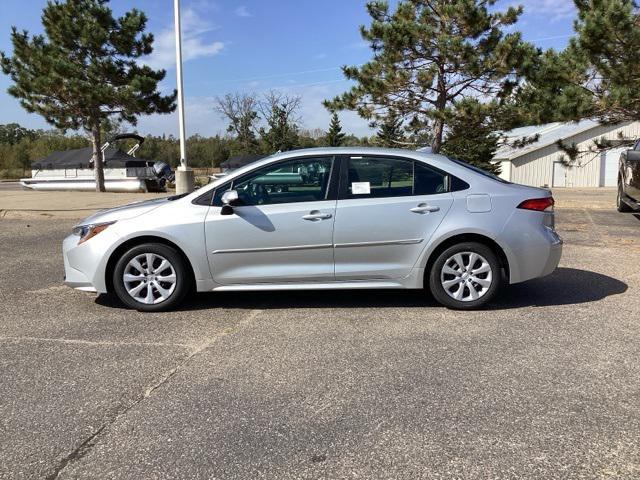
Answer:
[112,243,190,312]
[428,242,503,310]
[617,182,633,212]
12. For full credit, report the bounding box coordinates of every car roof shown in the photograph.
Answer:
[234,147,454,172]
[183,147,487,202]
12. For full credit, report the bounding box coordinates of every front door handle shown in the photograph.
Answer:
[302,210,333,221]
[410,203,440,214]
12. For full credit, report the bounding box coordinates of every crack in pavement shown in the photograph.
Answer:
[43,308,264,480]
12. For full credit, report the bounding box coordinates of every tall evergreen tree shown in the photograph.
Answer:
[0,0,176,192]
[519,0,640,125]
[573,0,640,122]
[325,112,346,146]
[441,99,500,173]
[515,0,640,163]
[324,0,536,153]
[376,110,405,147]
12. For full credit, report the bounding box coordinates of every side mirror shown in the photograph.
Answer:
[220,189,240,215]
[221,189,240,205]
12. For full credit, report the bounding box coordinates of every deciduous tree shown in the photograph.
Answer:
[258,91,301,152]
[215,93,260,153]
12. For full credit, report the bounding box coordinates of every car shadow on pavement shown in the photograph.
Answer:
[489,267,627,309]
[96,267,627,312]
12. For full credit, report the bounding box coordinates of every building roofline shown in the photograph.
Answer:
[494,120,632,161]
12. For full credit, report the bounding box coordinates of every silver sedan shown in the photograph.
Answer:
[63,147,562,311]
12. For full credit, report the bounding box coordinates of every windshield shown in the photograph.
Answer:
[447,157,510,184]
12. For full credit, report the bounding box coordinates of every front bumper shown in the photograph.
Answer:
[62,231,115,293]
[62,234,96,291]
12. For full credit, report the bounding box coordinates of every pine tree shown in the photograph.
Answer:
[325,112,346,146]
[573,0,640,122]
[514,0,640,164]
[519,0,640,125]
[0,0,176,191]
[376,111,405,147]
[441,99,500,173]
[324,0,536,153]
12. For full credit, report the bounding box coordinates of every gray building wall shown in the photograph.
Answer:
[499,122,640,187]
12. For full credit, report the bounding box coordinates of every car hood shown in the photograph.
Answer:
[76,197,171,226]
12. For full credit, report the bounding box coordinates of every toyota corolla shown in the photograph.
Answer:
[63,148,562,311]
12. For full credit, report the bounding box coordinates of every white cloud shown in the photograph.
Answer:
[144,8,224,70]
[234,6,251,17]
[515,0,576,21]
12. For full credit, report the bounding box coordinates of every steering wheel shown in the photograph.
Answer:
[250,183,270,205]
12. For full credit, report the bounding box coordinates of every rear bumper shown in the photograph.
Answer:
[506,226,563,284]
[540,232,563,278]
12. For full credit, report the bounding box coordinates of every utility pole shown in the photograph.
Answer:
[173,0,194,194]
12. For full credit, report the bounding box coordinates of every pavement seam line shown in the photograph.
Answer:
[44,308,264,480]
[0,336,193,349]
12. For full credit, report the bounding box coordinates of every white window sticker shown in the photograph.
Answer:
[351,182,371,195]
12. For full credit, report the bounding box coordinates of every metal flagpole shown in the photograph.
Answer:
[174,0,194,193]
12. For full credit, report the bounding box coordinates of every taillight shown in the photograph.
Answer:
[517,197,554,212]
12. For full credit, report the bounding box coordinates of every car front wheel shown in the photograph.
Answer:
[112,243,190,312]
[617,182,632,212]
[429,242,503,310]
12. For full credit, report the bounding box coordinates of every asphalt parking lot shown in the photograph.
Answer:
[1,190,639,479]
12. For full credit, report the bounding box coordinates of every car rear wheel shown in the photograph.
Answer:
[617,183,632,212]
[112,243,190,312]
[429,242,503,310]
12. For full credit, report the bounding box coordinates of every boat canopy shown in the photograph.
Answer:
[32,147,151,170]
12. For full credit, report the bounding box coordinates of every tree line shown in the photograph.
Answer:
[0,118,375,178]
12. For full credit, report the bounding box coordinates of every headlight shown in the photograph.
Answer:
[72,221,116,245]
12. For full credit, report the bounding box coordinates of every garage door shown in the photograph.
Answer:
[601,148,625,187]
[552,161,566,187]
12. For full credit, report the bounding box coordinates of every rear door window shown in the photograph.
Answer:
[345,157,414,198]
[343,156,449,198]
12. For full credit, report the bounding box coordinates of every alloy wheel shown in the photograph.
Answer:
[440,251,493,302]
[122,253,177,305]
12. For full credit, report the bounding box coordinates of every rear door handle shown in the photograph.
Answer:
[410,203,440,214]
[302,210,333,221]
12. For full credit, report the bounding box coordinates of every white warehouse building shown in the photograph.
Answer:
[494,120,640,188]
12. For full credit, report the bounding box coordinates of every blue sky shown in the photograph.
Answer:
[0,0,577,137]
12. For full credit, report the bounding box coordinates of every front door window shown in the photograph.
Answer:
[215,157,333,206]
